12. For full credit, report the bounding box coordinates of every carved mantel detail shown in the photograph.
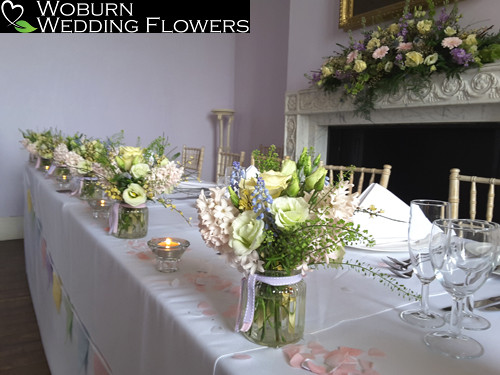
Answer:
[284,63,500,159]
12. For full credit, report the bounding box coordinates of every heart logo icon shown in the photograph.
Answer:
[1,0,23,28]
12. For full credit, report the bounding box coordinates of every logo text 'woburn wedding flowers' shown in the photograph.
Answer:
[1,0,250,33]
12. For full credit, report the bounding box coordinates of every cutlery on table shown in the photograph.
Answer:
[441,295,500,311]
[380,257,413,278]
[483,303,500,311]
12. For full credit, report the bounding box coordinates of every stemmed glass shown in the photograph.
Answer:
[445,222,500,331]
[425,219,499,359]
[400,199,449,328]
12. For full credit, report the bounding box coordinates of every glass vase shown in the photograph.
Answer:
[112,204,149,239]
[79,177,101,200]
[54,165,72,190]
[38,158,52,172]
[240,270,306,347]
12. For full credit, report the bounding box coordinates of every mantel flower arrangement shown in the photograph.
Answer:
[307,0,500,118]
[196,146,417,346]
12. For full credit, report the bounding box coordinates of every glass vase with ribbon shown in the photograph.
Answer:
[109,202,149,239]
[72,175,101,200]
[237,270,306,347]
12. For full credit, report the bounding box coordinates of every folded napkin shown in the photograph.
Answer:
[177,180,217,189]
[352,183,409,248]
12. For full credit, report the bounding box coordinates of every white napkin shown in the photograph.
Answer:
[178,180,217,189]
[245,165,259,178]
[352,183,409,250]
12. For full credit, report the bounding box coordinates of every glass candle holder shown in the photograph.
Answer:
[147,237,190,273]
[54,165,73,190]
[88,196,113,219]
[38,158,52,172]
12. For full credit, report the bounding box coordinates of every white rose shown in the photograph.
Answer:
[271,196,310,230]
[229,211,265,256]
[123,183,147,206]
[130,163,151,179]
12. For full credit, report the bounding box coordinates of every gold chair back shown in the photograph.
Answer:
[182,145,205,180]
[216,148,245,180]
[323,164,392,194]
[448,168,500,221]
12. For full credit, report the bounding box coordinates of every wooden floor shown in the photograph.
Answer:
[0,239,51,375]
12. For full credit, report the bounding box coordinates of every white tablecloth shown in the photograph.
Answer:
[23,165,500,375]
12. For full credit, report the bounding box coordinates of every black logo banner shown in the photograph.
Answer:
[0,1,250,33]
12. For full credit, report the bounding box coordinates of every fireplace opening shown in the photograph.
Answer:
[327,123,500,220]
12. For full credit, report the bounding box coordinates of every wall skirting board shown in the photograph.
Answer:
[0,217,24,240]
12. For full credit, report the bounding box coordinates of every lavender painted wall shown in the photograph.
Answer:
[234,0,290,162]
[1,34,236,222]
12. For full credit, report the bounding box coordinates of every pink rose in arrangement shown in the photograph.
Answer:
[346,50,358,63]
[397,42,413,51]
[442,37,462,49]
[372,46,389,59]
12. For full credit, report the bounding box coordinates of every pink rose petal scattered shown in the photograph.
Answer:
[231,354,252,360]
[283,344,303,360]
[197,301,210,309]
[358,359,374,371]
[136,252,151,260]
[202,308,217,316]
[222,304,239,318]
[285,342,384,375]
[289,352,305,368]
[368,348,386,357]
[302,359,328,374]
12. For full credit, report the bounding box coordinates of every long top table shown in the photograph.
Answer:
[23,164,500,375]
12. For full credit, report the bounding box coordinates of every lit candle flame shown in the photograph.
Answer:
[99,199,106,207]
[158,237,180,248]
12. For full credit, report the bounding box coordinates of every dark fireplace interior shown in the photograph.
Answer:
[327,123,500,220]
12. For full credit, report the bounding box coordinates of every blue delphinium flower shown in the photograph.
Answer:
[250,177,273,226]
[229,161,245,195]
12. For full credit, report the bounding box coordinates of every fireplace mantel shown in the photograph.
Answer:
[284,62,500,160]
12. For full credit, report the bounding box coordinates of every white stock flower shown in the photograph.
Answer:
[196,187,239,252]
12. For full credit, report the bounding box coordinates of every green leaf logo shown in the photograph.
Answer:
[15,20,36,33]
[2,1,37,33]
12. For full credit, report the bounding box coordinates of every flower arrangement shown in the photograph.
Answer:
[20,128,63,162]
[95,136,182,206]
[307,0,500,118]
[196,146,417,346]
[94,135,185,237]
[197,148,369,275]
[53,132,110,177]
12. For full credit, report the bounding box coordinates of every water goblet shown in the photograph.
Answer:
[425,219,499,359]
[444,221,500,331]
[400,199,449,328]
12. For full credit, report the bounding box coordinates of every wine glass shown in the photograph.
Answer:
[444,221,500,331]
[425,219,499,359]
[400,199,449,328]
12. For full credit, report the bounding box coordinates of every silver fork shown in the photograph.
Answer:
[381,257,413,278]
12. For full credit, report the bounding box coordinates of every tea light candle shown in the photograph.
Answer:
[147,237,190,273]
[99,199,107,207]
[158,237,180,248]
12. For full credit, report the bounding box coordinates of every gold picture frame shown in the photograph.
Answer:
[339,0,450,31]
